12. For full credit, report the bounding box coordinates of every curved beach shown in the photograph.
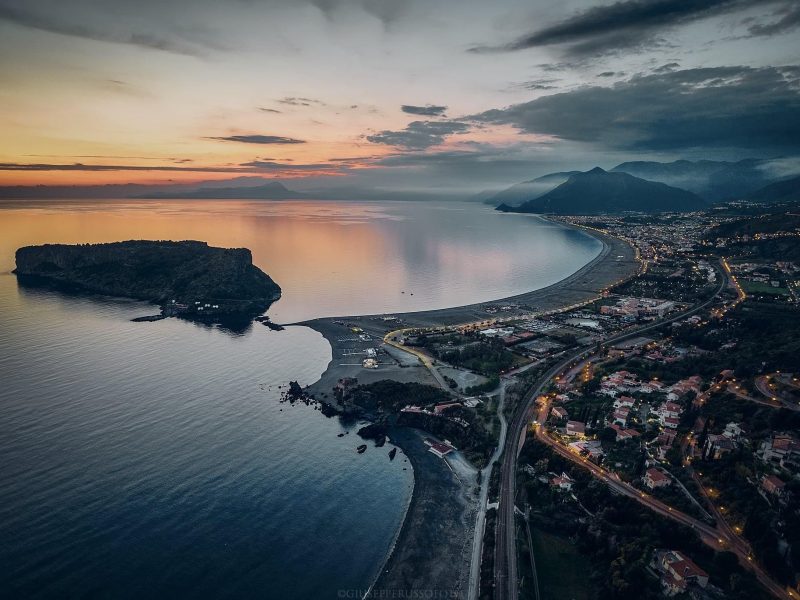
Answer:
[300,220,639,599]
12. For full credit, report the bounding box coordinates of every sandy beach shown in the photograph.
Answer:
[298,221,639,598]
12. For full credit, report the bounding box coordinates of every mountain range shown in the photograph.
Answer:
[497,167,706,215]
[489,159,799,215]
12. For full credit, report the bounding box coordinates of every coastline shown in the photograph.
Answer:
[298,219,639,598]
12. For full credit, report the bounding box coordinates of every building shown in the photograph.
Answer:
[433,402,462,415]
[612,406,631,427]
[655,550,709,596]
[566,420,586,438]
[424,438,455,458]
[550,472,575,492]
[762,475,785,496]
[703,434,736,460]
[644,468,671,489]
[759,433,800,471]
[550,406,569,421]
[662,417,680,430]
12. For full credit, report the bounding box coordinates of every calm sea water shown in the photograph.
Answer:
[0,199,601,599]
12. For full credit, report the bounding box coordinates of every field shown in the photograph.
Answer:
[740,280,790,296]
[529,527,590,600]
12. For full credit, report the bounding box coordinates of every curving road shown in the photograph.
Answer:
[493,261,742,600]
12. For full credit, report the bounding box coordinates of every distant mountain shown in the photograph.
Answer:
[140,181,306,199]
[0,177,304,200]
[497,167,706,215]
[610,159,775,201]
[482,171,581,206]
[743,174,800,204]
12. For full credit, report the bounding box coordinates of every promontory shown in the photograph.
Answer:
[13,240,281,322]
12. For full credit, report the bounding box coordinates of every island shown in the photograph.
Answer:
[13,240,281,325]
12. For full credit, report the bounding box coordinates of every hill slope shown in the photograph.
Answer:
[611,159,774,201]
[743,174,800,204]
[483,171,580,206]
[497,167,705,215]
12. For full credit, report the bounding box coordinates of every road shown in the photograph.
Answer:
[383,329,451,390]
[466,381,508,600]
[494,261,790,600]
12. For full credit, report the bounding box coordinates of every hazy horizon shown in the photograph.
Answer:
[1,0,799,198]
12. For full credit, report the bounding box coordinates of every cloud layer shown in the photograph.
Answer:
[473,66,800,153]
[208,135,306,145]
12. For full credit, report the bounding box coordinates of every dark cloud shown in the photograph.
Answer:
[366,120,470,150]
[258,107,283,114]
[476,0,773,57]
[0,4,207,56]
[472,66,800,153]
[652,62,681,73]
[596,71,624,78]
[748,3,800,36]
[512,78,560,91]
[401,104,447,116]
[208,135,306,145]
[0,159,343,175]
[277,97,325,107]
[0,162,247,173]
[241,159,344,172]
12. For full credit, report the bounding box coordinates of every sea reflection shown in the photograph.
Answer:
[0,199,601,322]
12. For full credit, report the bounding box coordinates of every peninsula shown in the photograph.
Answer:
[13,240,281,323]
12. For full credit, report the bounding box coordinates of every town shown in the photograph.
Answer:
[318,207,800,600]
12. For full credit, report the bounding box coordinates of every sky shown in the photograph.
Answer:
[0,0,798,195]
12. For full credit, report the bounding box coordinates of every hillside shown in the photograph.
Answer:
[743,174,800,204]
[14,240,281,321]
[611,159,773,201]
[483,171,580,206]
[497,167,706,215]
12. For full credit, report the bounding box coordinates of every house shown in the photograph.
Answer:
[612,406,631,426]
[610,423,641,442]
[550,472,575,492]
[424,438,455,458]
[434,402,462,415]
[759,433,800,471]
[703,434,736,460]
[550,406,569,421]
[655,550,709,596]
[568,440,605,461]
[723,422,744,439]
[613,395,636,409]
[662,417,680,429]
[644,468,671,489]
[566,421,586,437]
[762,475,785,496]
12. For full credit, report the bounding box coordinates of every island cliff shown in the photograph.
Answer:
[14,240,281,322]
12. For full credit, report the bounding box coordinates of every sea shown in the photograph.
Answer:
[0,199,602,599]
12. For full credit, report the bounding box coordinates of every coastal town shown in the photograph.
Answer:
[301,206,800,600]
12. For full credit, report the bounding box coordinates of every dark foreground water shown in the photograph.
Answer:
[0,199,601,598]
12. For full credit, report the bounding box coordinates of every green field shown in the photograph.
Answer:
[530,527,590,600]
[741,280,790,296]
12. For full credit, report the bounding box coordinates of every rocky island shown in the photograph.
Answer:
[13,240,281,325]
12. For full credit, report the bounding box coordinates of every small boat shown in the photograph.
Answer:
[357,444,367,454]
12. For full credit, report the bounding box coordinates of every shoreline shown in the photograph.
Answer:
[298,218,639,598]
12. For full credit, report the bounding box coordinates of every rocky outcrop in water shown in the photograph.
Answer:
[14,240,281,322]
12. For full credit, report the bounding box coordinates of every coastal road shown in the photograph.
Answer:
[467,381,508,600]
[493,262,731,600]
[383,329,451,391]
